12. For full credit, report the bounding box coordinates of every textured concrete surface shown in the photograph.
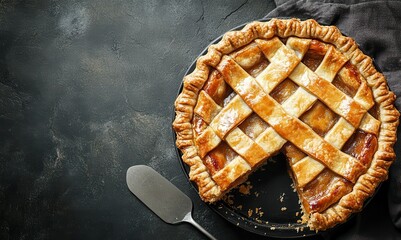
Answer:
[0,1,277,239]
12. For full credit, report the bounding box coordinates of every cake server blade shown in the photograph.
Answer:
[126,165,216,240]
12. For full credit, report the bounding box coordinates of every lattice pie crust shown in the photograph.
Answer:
[173,19,399,230]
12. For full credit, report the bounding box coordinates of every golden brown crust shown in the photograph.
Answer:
[172,18,399,229]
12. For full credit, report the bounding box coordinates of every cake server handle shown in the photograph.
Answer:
[183,212,217,240]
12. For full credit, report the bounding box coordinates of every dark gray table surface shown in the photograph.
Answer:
[0,0,400,239]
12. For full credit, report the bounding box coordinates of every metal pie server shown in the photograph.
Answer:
[126,165,217,240]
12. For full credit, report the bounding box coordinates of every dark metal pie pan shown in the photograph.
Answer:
[172,18,382,238]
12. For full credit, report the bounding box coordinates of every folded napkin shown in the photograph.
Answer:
[265,0,401,235]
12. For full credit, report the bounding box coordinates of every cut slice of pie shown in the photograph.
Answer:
[173,18,399,230]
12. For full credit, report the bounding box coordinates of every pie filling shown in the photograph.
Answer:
[192,38,379,216]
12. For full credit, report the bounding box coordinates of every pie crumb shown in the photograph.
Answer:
[254,207,264,217]
[247,209,253,217]
[279,192,286,202]
[239,182,253,195]
[226,194,234,205]
[281,207,287,211]
[290,183,296,192]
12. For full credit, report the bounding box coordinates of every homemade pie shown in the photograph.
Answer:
[173,18,399,230]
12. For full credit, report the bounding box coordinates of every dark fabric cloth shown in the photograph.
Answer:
[266,0,401,233]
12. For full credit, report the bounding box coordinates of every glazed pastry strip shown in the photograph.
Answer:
[194,93,253,191]
[196,37,377,187]
[293,114,379,187]
[209,95,253,139]
[258,39,355,186]
[193,38,311,191]
[212,156,251,191]
[194,91,222,158]
[194,91,222,124]
[261,39,379,131]
[258,39,379,186]
[259,38,377,131]
[217,55,366,183]
[260,39,379,135]
[291,65,366,127]
[195,93,254,158]
[195,38,310,164]
[223,38,311,167]
[220,38,310,167]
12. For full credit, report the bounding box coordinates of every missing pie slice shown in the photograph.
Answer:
[173,18,399,230]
